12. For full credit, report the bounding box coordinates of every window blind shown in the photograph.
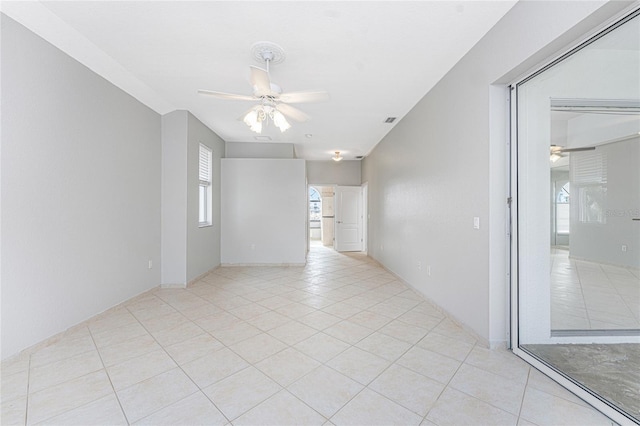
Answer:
[571,150,607,185]
[571,150,607,224]
[199,144,212,182]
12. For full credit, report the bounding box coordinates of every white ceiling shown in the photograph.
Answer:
[2,1,517,160]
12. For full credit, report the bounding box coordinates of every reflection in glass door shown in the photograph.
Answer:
[511,8,640,424]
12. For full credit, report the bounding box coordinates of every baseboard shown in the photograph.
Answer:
[220,262,306,267]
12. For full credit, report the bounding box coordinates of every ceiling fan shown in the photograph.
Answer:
[549,144,595,162]
[198,42,329,133]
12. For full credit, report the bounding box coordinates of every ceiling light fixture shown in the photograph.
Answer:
[333,151,343,162]
[550,153,562,162]
[243,103,291,133]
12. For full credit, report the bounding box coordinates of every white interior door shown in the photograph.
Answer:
[335,186,362,252]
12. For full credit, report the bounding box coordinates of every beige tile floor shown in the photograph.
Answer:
[1,244,616,425]
[551,247,640,331]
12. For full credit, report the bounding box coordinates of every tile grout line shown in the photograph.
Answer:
[86,326,131,425]
[23,354,32,426]
[574,258,594,330]
[516,366,533,425]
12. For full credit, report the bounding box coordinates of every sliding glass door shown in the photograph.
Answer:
[511,8,640,424]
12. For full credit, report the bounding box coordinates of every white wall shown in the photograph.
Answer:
[307,160,361,186]
[186,113,225,281]
[1,15,161,359]
[221,159,307,264]
[362,1,630,346]
[161,111,188,285]
[226,142,294,159]
[161,111,224,286]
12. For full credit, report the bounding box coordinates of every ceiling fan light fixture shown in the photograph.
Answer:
[244,109,263,133]
[333,151,343,162]
[243,104,291,133]
[251,122,263,133]
[550,153,562,162]
[244,105,266,133]
[272,109,291,132]
[243,109,259,126]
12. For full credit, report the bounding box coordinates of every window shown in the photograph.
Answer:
[199,144,212,227]
[309,187,321,221]
[556,182,570,234]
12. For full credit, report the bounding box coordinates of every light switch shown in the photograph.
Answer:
[473,217,480,229]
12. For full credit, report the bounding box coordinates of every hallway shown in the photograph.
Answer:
[1,246,614,425]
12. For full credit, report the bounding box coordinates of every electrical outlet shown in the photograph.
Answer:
[417,261,422,271]
[148,260,153,269]
[622,245,627,252]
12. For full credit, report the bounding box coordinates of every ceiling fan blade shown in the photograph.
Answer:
[277,103,310,122]
[279,90,329,104]
[559,147,596,152]
[550,145,596,153]
[250,66,272,96]
[198,89,255,101]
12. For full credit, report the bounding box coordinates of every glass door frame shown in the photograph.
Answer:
[508,6,640,425]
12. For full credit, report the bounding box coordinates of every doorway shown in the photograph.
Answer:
[307,184,367,253]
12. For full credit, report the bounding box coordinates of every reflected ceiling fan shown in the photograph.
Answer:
[549,144,595,162]
[198,42,329,133]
